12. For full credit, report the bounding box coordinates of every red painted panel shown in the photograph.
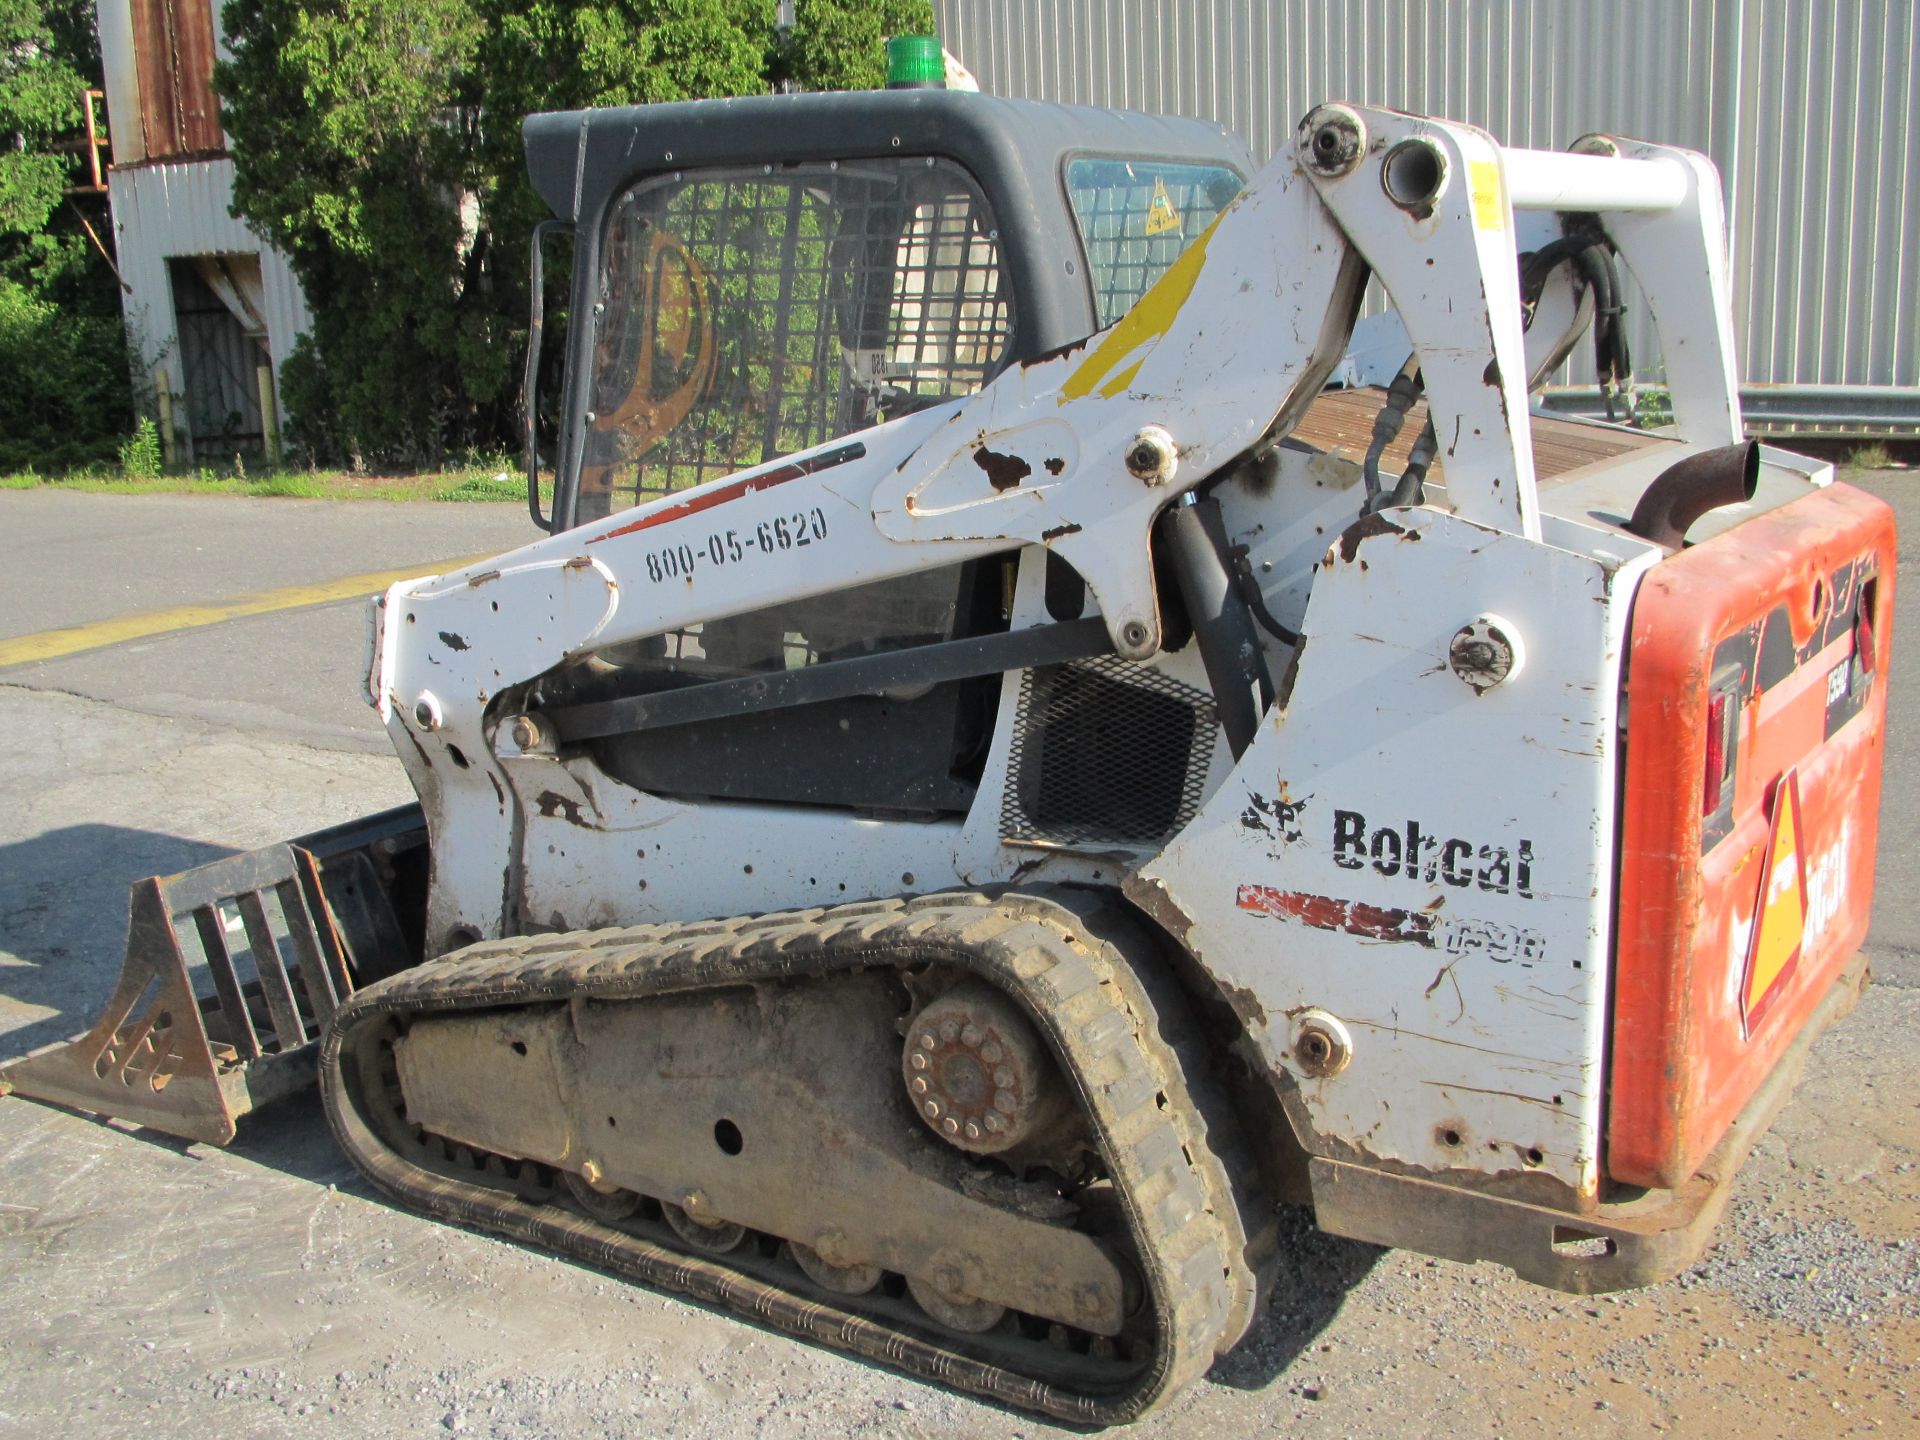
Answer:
[1608,482,1895,1190]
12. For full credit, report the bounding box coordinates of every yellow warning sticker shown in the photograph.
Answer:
[1468,159,1506,230]
[1742,769,1807,1035]
[1144,177,1183,237]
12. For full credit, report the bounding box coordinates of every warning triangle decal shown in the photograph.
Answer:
[1742,769,1807,1035]
[1144,177,1182,237]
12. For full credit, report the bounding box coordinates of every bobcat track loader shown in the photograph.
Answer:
[1,92,1895,1422]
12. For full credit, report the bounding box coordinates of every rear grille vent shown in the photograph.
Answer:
[1000,656,1216,850]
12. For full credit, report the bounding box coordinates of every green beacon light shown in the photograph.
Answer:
[886,34,946,90]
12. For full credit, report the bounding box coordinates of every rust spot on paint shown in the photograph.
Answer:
[973,446,1032,491]
[536,791,587,826]
[438,630,470,652]
[1020,335,1090,369]
[1274,635,1307,708]
[1336,511,1414,564]
[1044,457,1066,476]
[1041,522,1083,542]
[1215,978,1270,1030]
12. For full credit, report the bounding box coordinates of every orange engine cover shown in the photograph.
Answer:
[1609,481,1895,1191]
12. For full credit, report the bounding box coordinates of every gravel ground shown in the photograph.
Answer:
[0,697,1912,1440]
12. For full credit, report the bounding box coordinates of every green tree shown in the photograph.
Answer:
[0,0,133,470]
[218,0,932,468]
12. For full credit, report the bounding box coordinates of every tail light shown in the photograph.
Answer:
[1703,693,1728,813]
[1702,668,1741,816]
[1856,577,1878,676]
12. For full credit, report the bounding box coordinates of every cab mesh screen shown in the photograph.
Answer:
[1000,656,1216,849]
[577,159,1012,523]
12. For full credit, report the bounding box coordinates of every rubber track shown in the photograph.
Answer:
[321,891,1243,1424]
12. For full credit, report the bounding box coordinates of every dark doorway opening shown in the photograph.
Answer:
[168,255,270,464]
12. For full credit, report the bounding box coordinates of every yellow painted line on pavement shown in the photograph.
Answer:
[0,554,496,668]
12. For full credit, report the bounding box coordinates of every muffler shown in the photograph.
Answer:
[1624,441,1760,548]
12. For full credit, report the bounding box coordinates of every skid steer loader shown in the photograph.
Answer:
[1,90,1896,1423]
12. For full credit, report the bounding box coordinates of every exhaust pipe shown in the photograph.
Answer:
[1624,441,1760,548]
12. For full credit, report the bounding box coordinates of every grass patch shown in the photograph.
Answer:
[0,458,551,505]
[431,470,528,503]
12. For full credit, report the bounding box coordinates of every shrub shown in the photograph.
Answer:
[0,277,135,472]
[118,417,163,478]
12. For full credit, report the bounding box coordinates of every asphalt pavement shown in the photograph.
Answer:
[0,477,1913,1439]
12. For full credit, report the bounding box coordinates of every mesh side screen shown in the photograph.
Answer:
[1065,158,1245,328]
[575,160,1011,524]
[1000,656,1216,850]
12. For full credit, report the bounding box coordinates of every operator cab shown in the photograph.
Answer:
[512,92,1252,819]
[523,90,1252,531]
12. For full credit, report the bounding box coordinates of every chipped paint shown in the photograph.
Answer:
[972,446,1032,491]
[1237,884,1438,946]
[536,791,588,827]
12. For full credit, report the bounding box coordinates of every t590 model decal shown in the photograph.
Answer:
[1236,885,1548,966]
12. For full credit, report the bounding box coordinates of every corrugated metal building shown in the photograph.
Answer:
[92,1,1918,444]
[933,0,1920,434]
[95,0,310,463]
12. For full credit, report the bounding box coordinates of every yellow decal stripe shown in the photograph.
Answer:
[0,555,494,668]
[1098,359,1145,399]
[1059,214,1224,404]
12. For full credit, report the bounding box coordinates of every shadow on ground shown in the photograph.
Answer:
[0,823,235,1054]
[1206,1204,1386,1394]
[2,821,1388,1408]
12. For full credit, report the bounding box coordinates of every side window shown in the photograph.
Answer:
[1065,157,1245,327]
[575,160,1013,525]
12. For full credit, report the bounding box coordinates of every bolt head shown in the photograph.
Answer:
[1293,1011,1353,1077]
[961,1024,982,1047]
[1124,425,1178,484]
[1299,103,1368,177]
[579,1159,602,1187]
[910,1076,927,1095]
[923,1099,941,1119]
[1449,615,1523,693]
[994,1089,1016,1114]
[909,1052,928,1071]
[509,715,542,750]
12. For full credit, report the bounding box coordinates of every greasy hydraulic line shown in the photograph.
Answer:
[320,890,1256,1424]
